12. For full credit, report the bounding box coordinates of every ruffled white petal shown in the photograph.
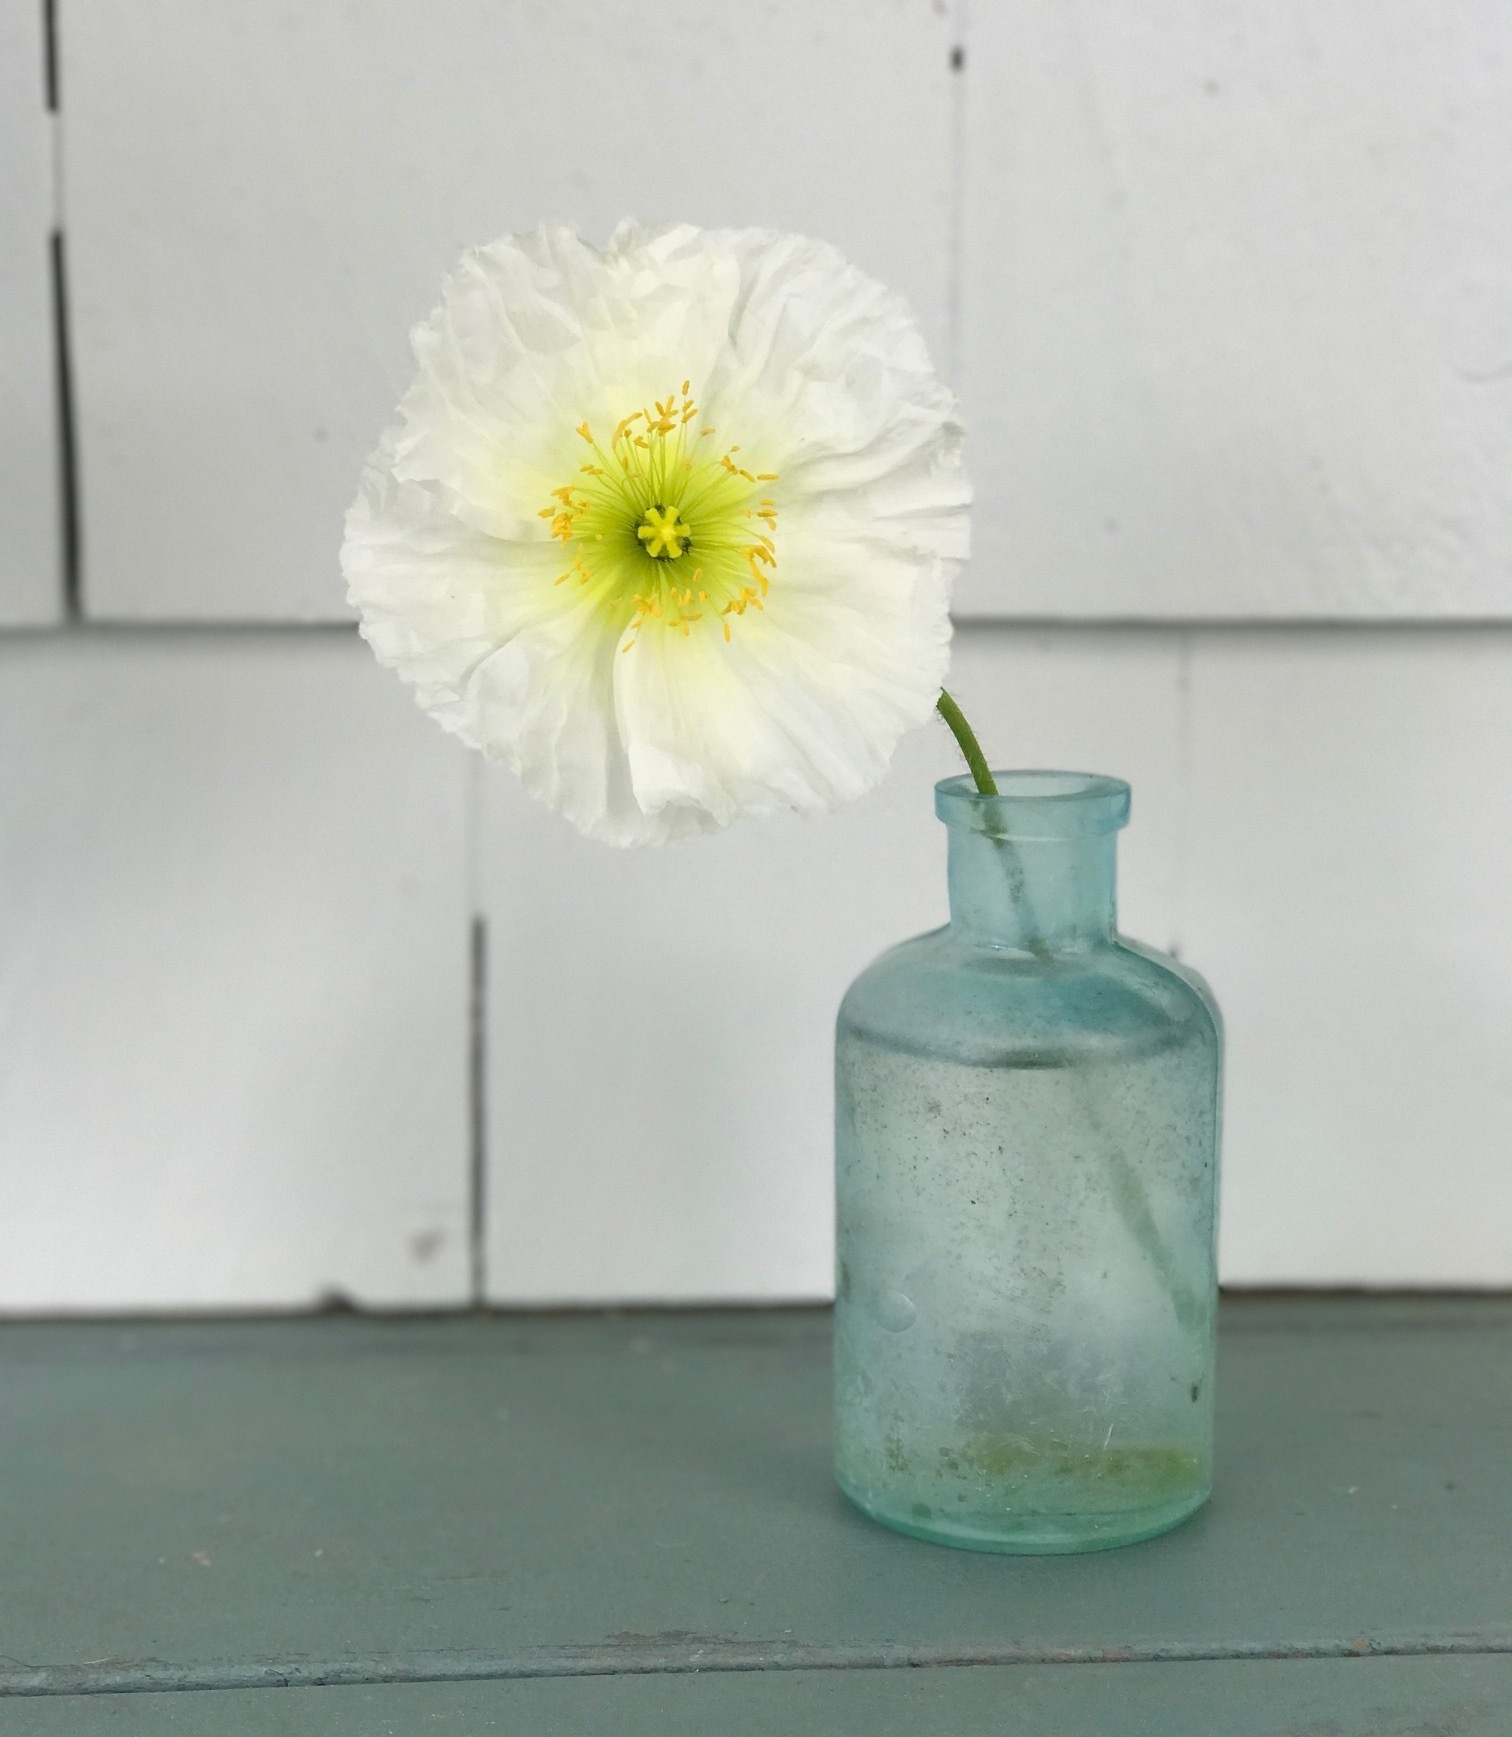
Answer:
[393,225,741,539]
[343,222,970,846]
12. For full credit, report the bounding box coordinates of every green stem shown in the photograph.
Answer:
[936,689,998,796]
[934,686,1196,1332]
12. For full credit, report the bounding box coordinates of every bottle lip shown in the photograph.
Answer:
[935,770,1131,838]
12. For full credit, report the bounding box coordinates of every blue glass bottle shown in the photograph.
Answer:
[834,772,1222,1553]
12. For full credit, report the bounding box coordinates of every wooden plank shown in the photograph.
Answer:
[1185,629,1512,1284]
[0,634,471,1308]
[62,0,956,621]
[480,627,1185,1303]
[0,1301,1506,1685]
[0,0,61,623]
[11,1656,1512,1734]
[957,2,1512,620]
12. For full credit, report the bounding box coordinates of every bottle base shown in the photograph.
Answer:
[836,1470,1209,1555]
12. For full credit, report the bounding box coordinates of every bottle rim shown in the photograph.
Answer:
[934,770,1131,838]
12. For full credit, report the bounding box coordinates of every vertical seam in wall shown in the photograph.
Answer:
[946,1,967,380]
[43,0,82,620]
[463,752,489,1307]
[468,914,489,1306]
[468,913,489,1307]
[1170,628,1193,958]
[49,235,82,620]
[42,0,59,109]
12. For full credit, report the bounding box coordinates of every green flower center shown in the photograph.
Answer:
[540,385,778,647]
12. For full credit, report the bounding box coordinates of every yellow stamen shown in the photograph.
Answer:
[541,385,777,651]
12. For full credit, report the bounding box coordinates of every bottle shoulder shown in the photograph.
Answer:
[838,926,1221,1069]
[1117,936,1225,1038]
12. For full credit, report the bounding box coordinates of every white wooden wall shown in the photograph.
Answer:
[1,1,1509,1308]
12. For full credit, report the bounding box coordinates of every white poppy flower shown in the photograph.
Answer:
[343,222,969,846]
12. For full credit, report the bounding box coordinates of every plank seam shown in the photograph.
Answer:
[944,2,966,381]
[7,620,1512,643]
[42,0,58,109]
[48,229,82,619]
[468,913,489,1304]
[4,1635,1511,1699]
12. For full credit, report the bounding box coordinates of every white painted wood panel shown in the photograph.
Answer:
[0,0,61,624]
[958,3,1512,621]
[63,0,956,622]
[480,627,1184,1304]
[1184,629,1512,1286]
[0,634,471,1310]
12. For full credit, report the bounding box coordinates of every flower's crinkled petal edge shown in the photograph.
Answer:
[465,601,709,846]
[614,524,955,832]
[348,437,687,845]
[392,224,741,542]
[594,228,966,835]
[692,227,963,497]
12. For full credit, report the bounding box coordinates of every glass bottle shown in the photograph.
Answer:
[834,771,1221,1553]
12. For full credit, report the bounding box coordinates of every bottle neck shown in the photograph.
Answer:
[947,826,1117,953]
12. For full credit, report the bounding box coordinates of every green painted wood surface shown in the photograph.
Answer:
[9,1657,1512,1736]
[0,1298,1506,1729]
